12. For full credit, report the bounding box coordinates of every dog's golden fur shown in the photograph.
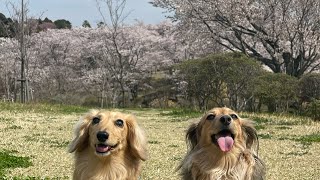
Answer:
[179,107,265,180]
[69,110,147,180]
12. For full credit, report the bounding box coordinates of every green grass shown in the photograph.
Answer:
[275,126,292,130]
[5,125,22,130]
[0,102,88,114]
[170,156,182,161]
[4,176,69,180]
[24,135,69,148]
[160,108,202,120]
[241,112,312,126]
[258,133,272,139]
[285,151,309,156]
[0,150,32,177]
[148,140,161,144]
[296,133,320,143]
[278,133,320,143]
[24,134,41,142]
[48,140,70,148]
[0,102,319,179]
[255,124,266,130]
[278,137,291,141]
[168,144,179,148]
[251,117,270,124]
[274,121,301,126]
[0,117,14,124]
[251,117,300,126]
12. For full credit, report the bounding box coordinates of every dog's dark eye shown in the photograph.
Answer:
[115,119,124,127]
[230,114,238,119]
[92,117,100,124]
[206,114,216,120]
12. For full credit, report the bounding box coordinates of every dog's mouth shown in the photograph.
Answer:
[211,129,235,152]
[95,143,118,154]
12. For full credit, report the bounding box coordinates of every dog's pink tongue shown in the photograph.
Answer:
[217,134,234,152]
[96,145,110,153]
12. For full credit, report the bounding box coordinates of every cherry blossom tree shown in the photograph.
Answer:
[25,29,86,103]
[94,0,177,107]
[1,0,45,102]
[0,6,189,107]
[151,0,320,77]
[0,38,19,101]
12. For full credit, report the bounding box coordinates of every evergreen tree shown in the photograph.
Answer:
[43,17,53,23]
[54,19,72,29]
[82,20,91,28]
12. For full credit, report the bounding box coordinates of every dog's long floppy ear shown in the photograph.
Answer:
[68,111,94,153]
[241,119,259,154]
[186,122,199,150]
[126,115,148,161]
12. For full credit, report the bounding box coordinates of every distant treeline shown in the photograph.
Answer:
[0,12,89,37]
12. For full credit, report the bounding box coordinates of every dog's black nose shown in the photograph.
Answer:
[220,115,232,125]
[97,131,109,142]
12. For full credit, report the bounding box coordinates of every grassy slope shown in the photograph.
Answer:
[0,103,319,179]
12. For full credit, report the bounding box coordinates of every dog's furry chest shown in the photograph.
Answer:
[184,151,256,180]
[73,150,140,180]
[190,161,251,180]
[212,153,254,180]
[76,163,127,180]
[206,162,250,180]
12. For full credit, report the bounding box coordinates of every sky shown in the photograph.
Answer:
[0,0,168,27]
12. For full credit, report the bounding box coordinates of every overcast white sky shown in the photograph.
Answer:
[0,0,168,27]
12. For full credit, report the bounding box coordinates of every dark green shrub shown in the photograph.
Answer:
[299,73,320,102]
[178,52,263,110]
[304,100,320,121]
[254,73,298,112]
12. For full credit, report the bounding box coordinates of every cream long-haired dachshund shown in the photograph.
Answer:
[179,107,265,180]
[68,110,147,180]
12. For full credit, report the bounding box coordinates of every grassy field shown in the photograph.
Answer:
[0,103,319,179]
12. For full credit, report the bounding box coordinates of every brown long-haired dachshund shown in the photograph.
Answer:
[179,107,265,180]
[68,110,147,180]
